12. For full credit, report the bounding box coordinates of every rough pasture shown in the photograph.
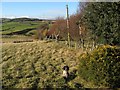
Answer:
[2,41,83,88]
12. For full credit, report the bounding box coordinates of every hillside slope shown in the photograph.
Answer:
[1,18,52,35]
[2,41,84,88]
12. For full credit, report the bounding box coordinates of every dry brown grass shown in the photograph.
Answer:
[2,40,99,88]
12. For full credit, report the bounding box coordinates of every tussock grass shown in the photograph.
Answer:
[2,41,83,88]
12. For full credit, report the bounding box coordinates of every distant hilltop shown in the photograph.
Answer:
[1,18,56,23]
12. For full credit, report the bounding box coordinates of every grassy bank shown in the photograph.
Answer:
[2,40,114,88]
[2,41,83,88]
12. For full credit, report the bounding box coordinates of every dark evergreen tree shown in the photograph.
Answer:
[81,2,120,45]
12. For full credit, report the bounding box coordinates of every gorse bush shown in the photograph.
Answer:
[78,45,120,88]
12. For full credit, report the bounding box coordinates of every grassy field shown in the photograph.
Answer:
[1,18,51,35]
[1,21,43,35]
[1,40,101,88]
[1,35,34,43]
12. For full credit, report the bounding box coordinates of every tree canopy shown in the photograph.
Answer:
[81,2,120,45]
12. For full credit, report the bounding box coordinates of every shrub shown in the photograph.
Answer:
[78,45,120,88]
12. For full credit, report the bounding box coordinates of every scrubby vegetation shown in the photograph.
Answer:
[77,2,120,88]
[78,45,120,88]
[1,2,120,89]
[45,2,120,46]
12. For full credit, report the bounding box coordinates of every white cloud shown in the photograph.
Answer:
[2,15,61,19]
[2,16,30,19]
[19,16,30,18]
[2,16,16,19]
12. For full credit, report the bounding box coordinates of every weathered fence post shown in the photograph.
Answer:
[66,5,71,47]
